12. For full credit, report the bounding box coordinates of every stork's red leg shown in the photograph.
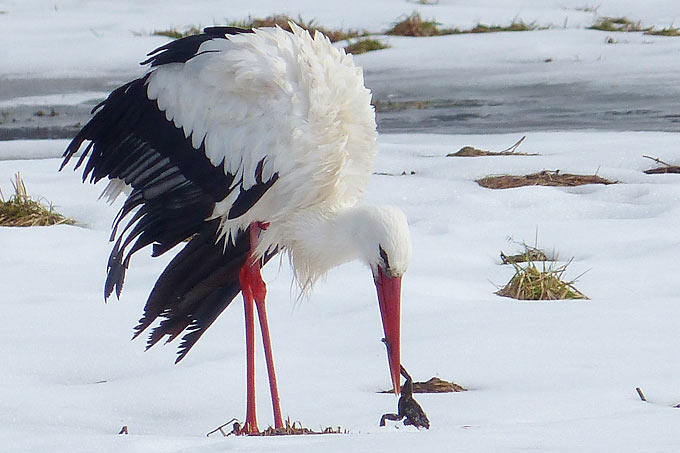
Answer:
[254,297,283,429]
[237,222,283,434]
[238,267,259,435]
[248,223,284,430]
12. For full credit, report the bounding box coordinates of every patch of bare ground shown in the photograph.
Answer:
[380,377,466,393]
[643,155,680,174]
[387,11,458,36]
[207,417,347,437]
[0,173,74,227]
[230,15,364,42]
[448,136,535,157]
[497,257,588,301]
[476,170,615,189]
[500,243,549,264]
[344,38,390,55]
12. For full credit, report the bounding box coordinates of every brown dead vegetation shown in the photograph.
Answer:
[231,15,364,42]
[387,11,457,37]
[476,170,615,189]
[500,244,549,264]
[643,155,680,174]
[0,173,74,227]
[496,258,588,301]
[380,376,466,393]
[448,136,535,157]
[207,417,346,437]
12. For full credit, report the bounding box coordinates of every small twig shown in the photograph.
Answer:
[636,387,647,402]
[499,135,526,154]
[207,418,239,437]
[642,155,672,168]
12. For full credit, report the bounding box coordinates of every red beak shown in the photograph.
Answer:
[374,267,402,395]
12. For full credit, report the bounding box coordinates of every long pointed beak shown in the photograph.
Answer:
[374,268,402,395]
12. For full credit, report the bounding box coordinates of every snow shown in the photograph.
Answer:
[2,0,680,451]
[3,0,680,80]
[3,131,680,452]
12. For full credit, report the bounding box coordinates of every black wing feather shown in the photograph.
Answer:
[141,27,253,67]
[61,26,280,362]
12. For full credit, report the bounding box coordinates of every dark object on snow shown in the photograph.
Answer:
[642,155,680,174]
[379,375,466,393]
[207,417,346,436]
[380,365,430,429]
[476,170,615,190]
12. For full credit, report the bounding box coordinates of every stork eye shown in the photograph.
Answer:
[378,245,390,270]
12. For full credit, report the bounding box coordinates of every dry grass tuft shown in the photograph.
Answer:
[476,170,615,189]
[380,376,466,393]
[230,15,364,42]
[207,417,346,437]
[500,243,549,264]
[387,12,541,36]
[0,173,74,227]
[644,166,680,174]
[387,11,457,37]
[344,38,390,54]
[448,136,536,157]
[573,5,600,13]
[154,16,364,42]
[153,26,203,39]
[642,155,680,174]
[259,418,346,436]
[496,256,588,301]
[466,20,540,33]
[645,26,680,36]
[589,16,650,32]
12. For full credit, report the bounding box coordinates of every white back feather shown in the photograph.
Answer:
[145,24,377,248]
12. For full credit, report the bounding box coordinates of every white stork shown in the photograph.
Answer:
[61,24,411,434]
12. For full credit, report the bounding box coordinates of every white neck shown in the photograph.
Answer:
[257,204,411,293]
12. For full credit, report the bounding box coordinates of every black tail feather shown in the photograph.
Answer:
[132,221,268,362]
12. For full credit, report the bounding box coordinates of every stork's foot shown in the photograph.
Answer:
[236,420,259,436]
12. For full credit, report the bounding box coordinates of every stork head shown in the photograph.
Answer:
[353,205,411,395]
[282,204,411,394]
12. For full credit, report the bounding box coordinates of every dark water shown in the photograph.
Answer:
[1,72,679,140]
[0,77,129,141]
[365,69,680,134]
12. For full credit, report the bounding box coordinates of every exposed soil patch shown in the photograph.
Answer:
[207,417,346,437]
[500,245,549,264]
[643,155,680,174]
[477,170,615,189]
[448,136,535,157]
[380,376,466,393]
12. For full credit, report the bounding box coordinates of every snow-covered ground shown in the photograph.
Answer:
[2,1,680,452]
[3,133,680,452]
[3,0,680,79]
